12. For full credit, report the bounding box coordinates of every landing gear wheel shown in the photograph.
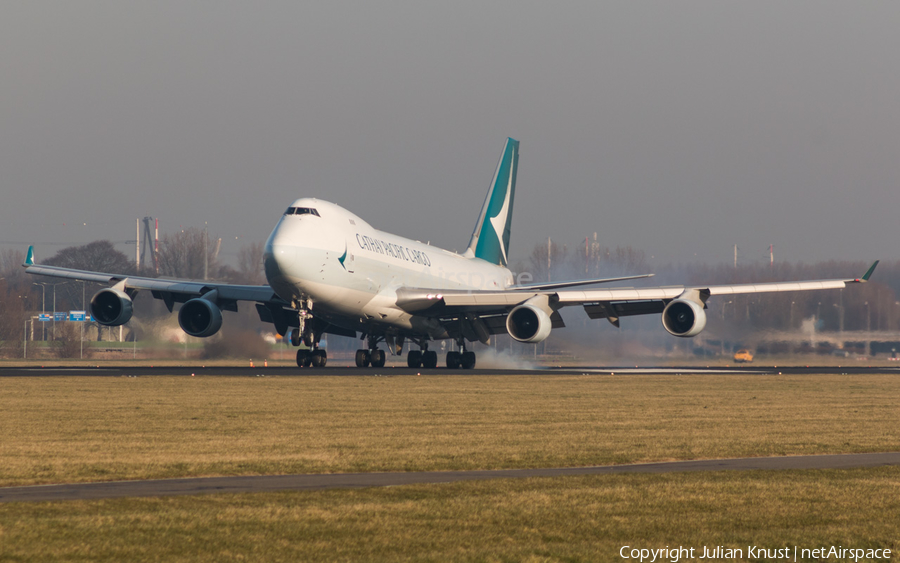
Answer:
[355,349,370,368]
[422,350,438,369]
[446,351,461,369]
[311,349,327,367]
[407,350,423,368]
[296,349,312,367]
[370,349,386,368]
[461,351,476,370]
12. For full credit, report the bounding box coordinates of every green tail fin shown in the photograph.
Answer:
[465,138,519,267]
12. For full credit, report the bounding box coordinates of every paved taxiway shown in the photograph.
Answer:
[2,453,898,503]
[2,365,899,377]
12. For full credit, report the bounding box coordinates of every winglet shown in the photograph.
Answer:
[859,260,879,282]
[24,246,35,266]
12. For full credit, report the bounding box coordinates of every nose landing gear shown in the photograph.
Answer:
[296,348,327,367]
[290,315,327,368]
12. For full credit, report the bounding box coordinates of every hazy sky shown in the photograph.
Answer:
[2,2,898,269]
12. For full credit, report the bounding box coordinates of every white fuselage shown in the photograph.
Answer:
[263,199,513,338]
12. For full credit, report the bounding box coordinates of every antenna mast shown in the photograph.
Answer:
[136,219,140,269]
[140,217,156,273]
[547,236,552,282]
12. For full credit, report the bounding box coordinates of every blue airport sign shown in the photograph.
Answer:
[38,314,52,322]
[69,311,87,322]
[54,312,67,322]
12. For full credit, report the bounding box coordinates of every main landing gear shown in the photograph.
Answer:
[356,335,387,368]
[447,337,475,369]
[406,338,474,370]
[446,337,476,369]
[353,335,477,370]
[446,349,476,370]
[355,348,386,368]
[407,348,438,369]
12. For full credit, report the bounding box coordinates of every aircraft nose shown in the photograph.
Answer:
[264,225,297,283]
[265,245,292,281]
[263,245,282,281]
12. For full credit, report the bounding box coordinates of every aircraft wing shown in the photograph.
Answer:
[398,263,877,312]
[23,247,300,334]
[396,261,878,337]
[555,277,860,304]
[24,263,280,304]
[508,273,654,291]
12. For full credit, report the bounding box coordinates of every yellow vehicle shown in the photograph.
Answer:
[733,349,754,363]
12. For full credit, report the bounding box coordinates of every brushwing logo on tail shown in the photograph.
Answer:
[488,167,513,265]
[472,138,518,267]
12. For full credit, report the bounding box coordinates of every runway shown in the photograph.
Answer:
[2,364,899,377]
[2,452,898,503]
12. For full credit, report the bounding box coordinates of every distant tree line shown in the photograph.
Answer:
[1,229,899,357]
[0,227,266,354]
[512,240,900,334]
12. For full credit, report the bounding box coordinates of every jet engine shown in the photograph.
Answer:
[178,298,223,337]
[90,288,133,326]
[661,298,707,337]
[506,297,554,343]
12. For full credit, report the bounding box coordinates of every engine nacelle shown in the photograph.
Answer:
[90,288,134,326]
[507,301,553,343]
[662,299,707,337]
[178,298,223,337]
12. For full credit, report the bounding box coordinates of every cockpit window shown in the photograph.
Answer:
[284,207,321,217]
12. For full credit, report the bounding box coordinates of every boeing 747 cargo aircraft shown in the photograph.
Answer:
[25,138,878,369]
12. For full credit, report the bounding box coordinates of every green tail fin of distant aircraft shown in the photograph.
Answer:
[465,138,519,267]
[25,246,35,266]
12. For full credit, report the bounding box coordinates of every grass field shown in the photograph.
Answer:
[1,469,898,562]
[1,373,898,561]
[1,373,898,486]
